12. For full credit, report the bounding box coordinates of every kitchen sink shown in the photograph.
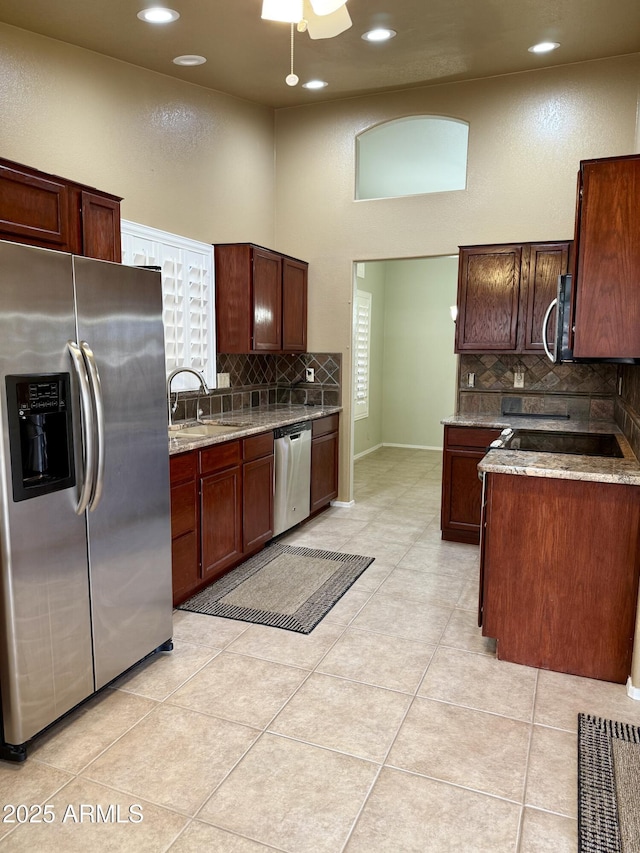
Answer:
[169,422,246,438]
[504,430,623,457]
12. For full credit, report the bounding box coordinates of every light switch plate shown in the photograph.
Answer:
[217,372,230,388]
[305,367,315,382]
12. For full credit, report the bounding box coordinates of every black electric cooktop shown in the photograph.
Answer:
[504,430,623,458]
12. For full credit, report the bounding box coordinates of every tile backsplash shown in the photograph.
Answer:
[171,353,341,423]
[615,364,640,458]
[458,354,617,420]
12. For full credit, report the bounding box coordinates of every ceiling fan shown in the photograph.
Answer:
[261,0,352,39]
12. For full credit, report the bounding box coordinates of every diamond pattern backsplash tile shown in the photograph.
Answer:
[459,354,617,393]
[171,352,342,424]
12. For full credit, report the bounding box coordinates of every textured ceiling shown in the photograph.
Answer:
[0,0,639,108]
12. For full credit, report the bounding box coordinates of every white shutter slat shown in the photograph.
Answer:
[353,290,371,420]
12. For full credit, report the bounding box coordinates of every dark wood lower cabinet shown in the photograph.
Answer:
[201,465,243,581]
[169,452,199,606]
[170,417,339,604]
[311,414,339,514]
[441,425,501,544]
[170,430,275,605]
[243,432,274,553]
[480,472,640,683]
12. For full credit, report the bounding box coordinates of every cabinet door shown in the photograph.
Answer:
[171,480,199,604]
[252,247,282,351]
[455,246,522,352]
[482,473,640,683]
[243,455,274,553]
[311,431,339,513]
[521,242,570,352]
[80,191,121,262]
[0,162,72,251]
[282,258,308,352]
[201,466,243,580]
[573,156,640,358]
[441,449,485,544]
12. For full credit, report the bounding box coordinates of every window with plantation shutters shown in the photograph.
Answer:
[121,220,215,391]
[354,290,372,420]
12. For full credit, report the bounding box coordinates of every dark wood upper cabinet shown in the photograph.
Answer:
[455,241,571,354]
[521,242,570,351]
[79,191,122,263]
[215,242,308,354]
[282,257,308,352]
[0,157,121,261]
[456,245,521,351]
[572,154,640,359]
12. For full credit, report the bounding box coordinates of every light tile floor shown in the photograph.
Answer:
[2,446,640,851]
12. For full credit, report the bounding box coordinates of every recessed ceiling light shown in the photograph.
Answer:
[173,55,207,66]
[302,80,328,90]
[361,28,396,43]
[137,7,180,24]
[528,41,560,54]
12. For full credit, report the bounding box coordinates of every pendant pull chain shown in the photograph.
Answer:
[286,23,299,86]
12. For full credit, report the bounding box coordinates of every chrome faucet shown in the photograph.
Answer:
[167,367,210,428]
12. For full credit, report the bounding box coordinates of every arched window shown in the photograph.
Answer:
[356,116,469,200]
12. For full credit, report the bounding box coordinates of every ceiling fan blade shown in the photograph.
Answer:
[304,3,351,39]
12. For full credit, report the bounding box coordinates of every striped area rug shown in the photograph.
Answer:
[178,543,374,634]
[578,713,640,853]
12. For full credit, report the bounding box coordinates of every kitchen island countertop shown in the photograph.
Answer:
[442,414,640,486]
[169,404,341,455]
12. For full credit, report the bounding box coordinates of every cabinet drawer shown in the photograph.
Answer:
[446,426,501,449]
[312,414,339,438]
[243,431,274,462]
[171,481,197,539]
[170,451,197,485]
[199,440,241,476]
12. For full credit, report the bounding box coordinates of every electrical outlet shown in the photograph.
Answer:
[305,367,315,382]
[618,376,623,395]
[467,372,475,387]
[514,368,525,389]
[216,372,230,388]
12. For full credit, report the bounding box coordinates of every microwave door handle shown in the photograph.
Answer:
[542,297,558,362]
[80,341,105,512]
[67,340,96,515]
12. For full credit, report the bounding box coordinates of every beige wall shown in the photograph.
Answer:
[0,23,276,246]
[274,55,640,499]
[1,23,640,501]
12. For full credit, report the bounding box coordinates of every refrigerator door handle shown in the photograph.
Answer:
[67,340,96,515]
[80,341,105,512]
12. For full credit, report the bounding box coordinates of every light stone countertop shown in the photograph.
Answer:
[168,404,341,455]
[442,414,640,486]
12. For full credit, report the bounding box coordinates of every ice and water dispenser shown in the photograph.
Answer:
[5,374,76,501]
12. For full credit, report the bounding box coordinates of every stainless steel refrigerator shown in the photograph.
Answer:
[0,240,173,761]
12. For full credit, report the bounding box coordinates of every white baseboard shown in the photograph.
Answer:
[626,677,640,700]
[382,442,443,451]
[355,442,443,458]
[353,443,383,461]
[330,500,355,508]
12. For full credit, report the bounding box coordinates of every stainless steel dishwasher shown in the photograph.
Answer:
[273,421,312,536]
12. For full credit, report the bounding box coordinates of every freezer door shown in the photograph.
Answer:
[72,257,172,689]
[0,241,94,746]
